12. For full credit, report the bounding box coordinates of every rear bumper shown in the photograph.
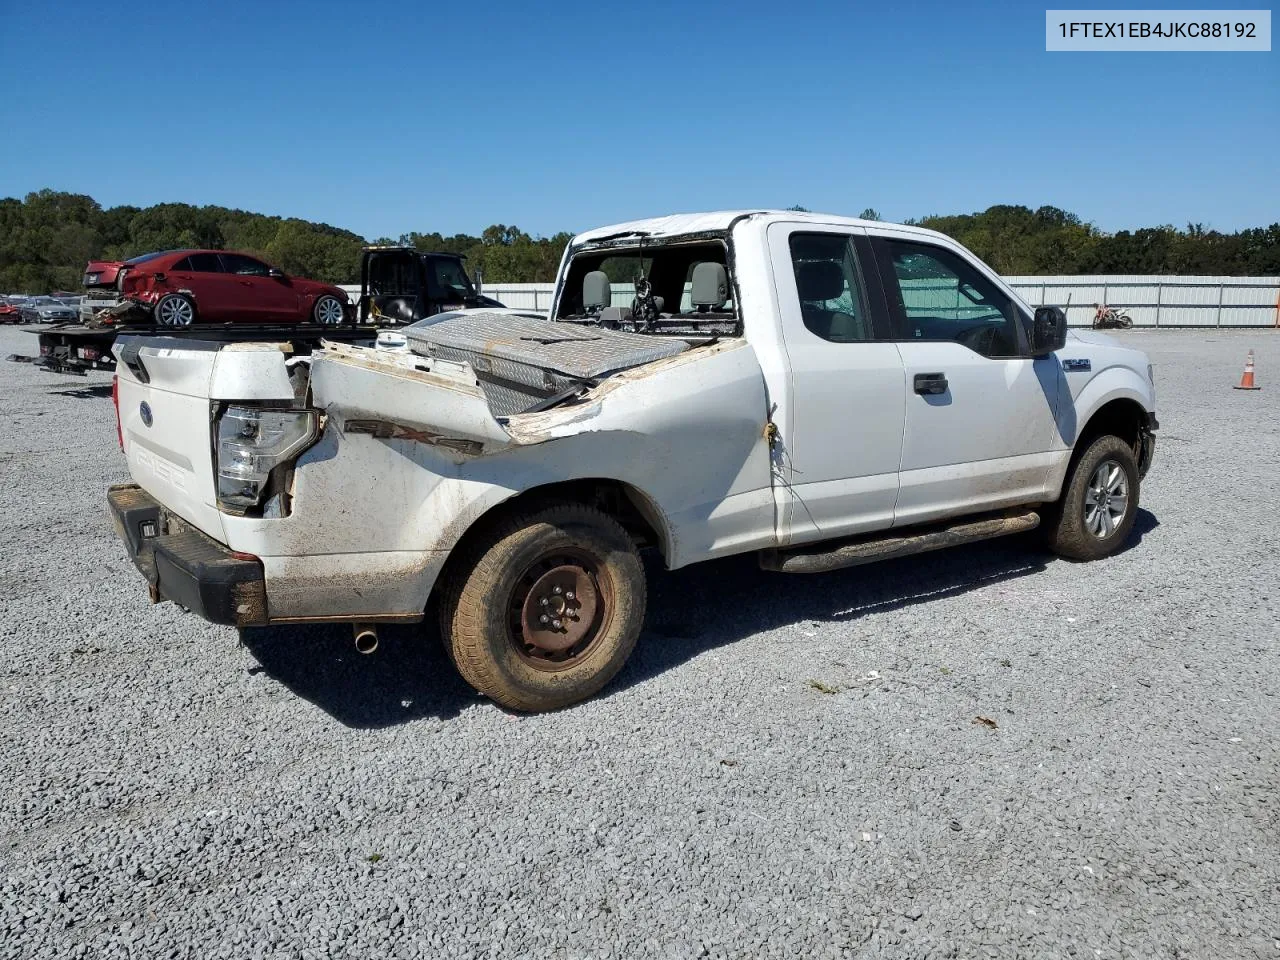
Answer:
[108,484,268,627]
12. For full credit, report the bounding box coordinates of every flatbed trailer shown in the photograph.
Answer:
[7,321,384,376]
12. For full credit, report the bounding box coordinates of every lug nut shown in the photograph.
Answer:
[552,619,563,630]
[553,586,562,595]
[539,614,549,624]
[566,591,576,601]
[539,597,548,607]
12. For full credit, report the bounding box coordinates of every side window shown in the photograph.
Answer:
[220,254,270,276]
[878,240,1021,357]
[425,257,473,301]
[187,253,223,272]
[788,233,872,342]
[171,257,191,271]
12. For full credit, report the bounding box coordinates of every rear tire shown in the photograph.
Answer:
[155,293,196,326]
[313,295,346,325]
[439,502,646,712]
[1046,434,1140,561]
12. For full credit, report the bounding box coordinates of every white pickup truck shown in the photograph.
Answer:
[109,211,1157,711]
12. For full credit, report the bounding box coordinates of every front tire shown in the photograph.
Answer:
[154,293,196,326]
[1046,434,1140,561]
[313,295,346,325]
[439,503,647,712]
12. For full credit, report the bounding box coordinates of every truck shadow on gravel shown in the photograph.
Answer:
[240,509,1157,727]
[48,384,114,400]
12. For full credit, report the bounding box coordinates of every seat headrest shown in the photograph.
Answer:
[690,262,729,309]
[795,260,845,302]
[583,271,611,311]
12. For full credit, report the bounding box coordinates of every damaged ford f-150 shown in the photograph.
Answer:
[108,211,1158,711]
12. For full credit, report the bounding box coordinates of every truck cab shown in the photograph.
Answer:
[358,246,505,324]
[109,211,1157,713]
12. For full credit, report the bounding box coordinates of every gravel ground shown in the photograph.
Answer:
[1,326,1277,960]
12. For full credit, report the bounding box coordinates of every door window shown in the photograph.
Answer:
[425,257,475,301]
[787,233,873,342]
[185,253,224,272]
[219,254,271,276]
[877,240,1021,357]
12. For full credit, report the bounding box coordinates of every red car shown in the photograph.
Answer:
[119,250,352,326]
[0,299,21,323]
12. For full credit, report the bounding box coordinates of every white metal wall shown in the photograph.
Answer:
[1005,276,1280,328]
[347,277,1280,327]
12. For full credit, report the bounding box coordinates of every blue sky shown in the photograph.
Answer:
[1,0,1276,238]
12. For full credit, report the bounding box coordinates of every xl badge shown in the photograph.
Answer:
[139,401,153,427]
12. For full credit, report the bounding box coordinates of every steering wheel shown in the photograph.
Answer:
[631,276,660,331]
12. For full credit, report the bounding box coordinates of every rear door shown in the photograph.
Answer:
[115,338,295,542]
[867,233,1062,525]
[169,253,233,321]
[766,222,905,544]
[219,254,299,321]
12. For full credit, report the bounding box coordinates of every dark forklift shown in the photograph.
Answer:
[359,247,504,323]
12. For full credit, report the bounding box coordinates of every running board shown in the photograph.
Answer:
[759,509,1041,574]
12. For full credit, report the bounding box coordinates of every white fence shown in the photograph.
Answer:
[1005,276,1280,328]
[344,277,1280,327]
[474,277,1280,327]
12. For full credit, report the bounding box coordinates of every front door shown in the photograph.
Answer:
[218,254,299,321]
[766,223,906,545]
[868,234,1062,526]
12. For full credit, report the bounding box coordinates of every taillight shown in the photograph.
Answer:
[111,375,123,450]
[215,405,319,512]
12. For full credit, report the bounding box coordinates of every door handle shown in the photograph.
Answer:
[913,373,948,395]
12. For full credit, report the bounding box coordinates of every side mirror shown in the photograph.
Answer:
[1031,306,1068,357]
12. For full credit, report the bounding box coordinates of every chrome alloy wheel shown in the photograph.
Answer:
[156,295,194,326]
[1084,459,1129,538]
[315,296,345,325]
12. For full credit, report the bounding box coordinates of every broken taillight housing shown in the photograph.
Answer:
[216,405,319,512]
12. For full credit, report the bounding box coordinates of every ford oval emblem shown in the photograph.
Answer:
[139,401,153,427]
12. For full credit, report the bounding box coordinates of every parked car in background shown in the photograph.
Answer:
[19,296,77,324]
[119,250,352,326]
[0,298,23,323]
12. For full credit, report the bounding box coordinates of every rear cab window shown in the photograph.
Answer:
[554,238,738,337]
[786,233,875,343]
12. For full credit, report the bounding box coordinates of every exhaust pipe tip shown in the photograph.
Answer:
[353,624,379,655]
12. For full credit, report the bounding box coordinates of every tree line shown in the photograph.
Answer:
[1,189,1276,294]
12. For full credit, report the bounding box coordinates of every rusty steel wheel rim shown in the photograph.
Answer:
[508,549,608,670]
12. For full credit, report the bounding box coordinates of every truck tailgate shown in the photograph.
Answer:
[114,337,295,543]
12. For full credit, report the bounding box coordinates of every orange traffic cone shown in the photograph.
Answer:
[1234,350,1261,390]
